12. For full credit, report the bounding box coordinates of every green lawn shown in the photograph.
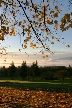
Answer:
[0,79,72,93]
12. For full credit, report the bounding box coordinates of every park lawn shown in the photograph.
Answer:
[0,79,72,93]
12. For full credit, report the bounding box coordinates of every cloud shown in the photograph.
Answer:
[54,51,66,54]
[47,58,57,62]
[57,57,72,60]
[54,50,72,55]
[0,50,72,67]
[0,59,72,68]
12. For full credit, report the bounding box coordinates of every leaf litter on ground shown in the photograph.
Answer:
[0,87,72,108]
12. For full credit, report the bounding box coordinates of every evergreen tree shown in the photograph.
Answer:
[20,61,27,80]
[9,61,16,80]
[31,60,40,77]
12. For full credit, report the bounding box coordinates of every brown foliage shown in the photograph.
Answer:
[0,87,72,107]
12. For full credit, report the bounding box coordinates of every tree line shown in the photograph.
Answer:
[0,60,72,82]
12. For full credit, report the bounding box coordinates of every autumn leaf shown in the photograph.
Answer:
[51,42,54,44]
[19,21,22,25]
[24,20,26,24]
[42,51,44,54]
[52,36,54,39]
[24,45,27,49]
[53,12,58,18]
[0,87,72,107]
[55,24,58,30]
[33,44,36,47]
[42,56,45,58]
[0,36,4,41]
[30,9,33,13]
[46,55,48,57]
[4,59,6,62]
[26,1,30,6]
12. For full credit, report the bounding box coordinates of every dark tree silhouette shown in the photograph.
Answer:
[9,61,16,80]
[31,60,40,78]
[20,61,27,80]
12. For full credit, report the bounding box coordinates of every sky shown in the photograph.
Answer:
[0,0,72,67]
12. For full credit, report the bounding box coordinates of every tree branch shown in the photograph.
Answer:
[17,0,45,49]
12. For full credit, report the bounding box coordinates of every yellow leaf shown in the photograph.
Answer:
[42,51,44,54]
[57,9,61,13]
[41,6,44,10]
[15,5,18,8]
[19,21,22,25]
[33,44,36,47]
[26,1,29,6]
[46,55,48,58]
[13,12,17,17]
[42,56,45,58]
[33,4,37,8]
[55,6,58,10]
[30,9,33,13]
[0,36,4,41]
[24,20,26,24]
[22,25,24,28]
[30,43,33,47]
[24,45,27,49]
[35,14,38,18]
[28,25,31,29]
[45,17,52,21]
[55,24,58,30]
[51,42,54,44]
[4,60,6,62]
[54,20,58,24]
[32,15,35,18]
[53,12,58,18]
[24,28,28,32]
[52,36,54,39]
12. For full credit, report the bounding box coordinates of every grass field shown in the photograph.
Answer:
[0,78,72,93]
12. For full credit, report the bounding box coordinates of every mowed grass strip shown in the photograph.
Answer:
[0,80,61,84]
[0,80,72,93]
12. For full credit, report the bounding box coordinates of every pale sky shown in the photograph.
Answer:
[0,0,72,67]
